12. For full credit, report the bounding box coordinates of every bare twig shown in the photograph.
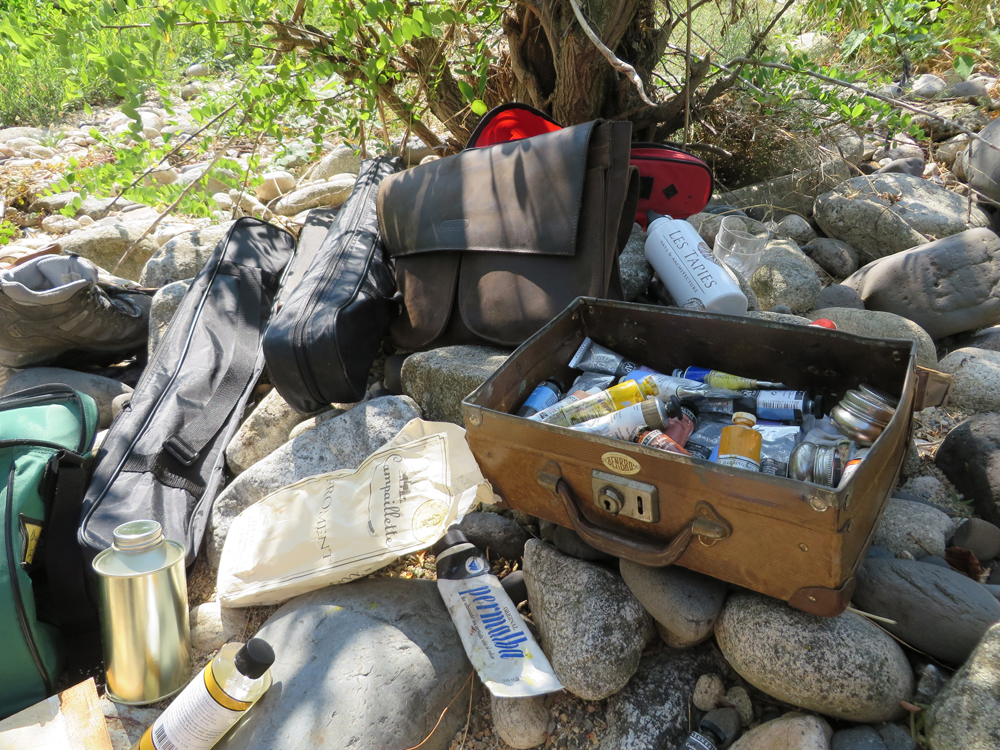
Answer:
[566,0,656,107]
[729,58,1000,155]
[684,0,692,144]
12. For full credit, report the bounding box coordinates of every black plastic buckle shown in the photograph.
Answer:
[163,437,199,466]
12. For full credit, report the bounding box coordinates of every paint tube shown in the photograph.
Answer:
[695,391,822,423]
[641,373,741,401]
[527,374,615,422]
[686,419,727,460]
[570,398,668,441]
[570,372,616,394]
[838,447,869,487]
[756,425,803,477]
[434,528,562,698]
[568,337,641,377]
[635,429,690,456]
[618,365,664,384]
[517,378,566,417]
[673,367,784,390]
[542,379,658,428]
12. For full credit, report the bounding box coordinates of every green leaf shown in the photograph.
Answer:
[954,54,975,79]
[470,99,488,115]
[457,80,474,102]
[851,102,866,118]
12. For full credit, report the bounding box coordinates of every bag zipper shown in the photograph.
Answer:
[291,162,386,405]
[4,462,52,694]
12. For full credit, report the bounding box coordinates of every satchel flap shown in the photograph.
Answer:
[379,121,599,259]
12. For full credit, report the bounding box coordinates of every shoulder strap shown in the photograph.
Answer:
[44,451,99,634]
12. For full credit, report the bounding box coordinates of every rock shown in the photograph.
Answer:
[274,175,356,216]
[714,162,853,219]
[400,345,509,425]
[831,726,889,750]
[225,389,314,475]
[715,591,913,722]
[938,348,1000,411]
[598,645,730,750]
[814,283,864,310]
[872,497,953,557]
[911,102,990,142]
[286,406,348,440]
[1,368,132,429]
[729,715,833,750]
[813,174,989,265]
[184,63,211,77]
[490,695,548,749]
[111,392,130,421]
[0,126,45,143]
[901,475,951,507]
[214,579,473,750]
[804,308,937,368]
[58,223,159,281]
[189,601,247,658]
[148,280,192,357]
[952,518,1000,561]
[255,171,297,202]
[874,723,915,750]
[854,557,1000,665]
[620,560,728,648]
[230,190,273,220]
[935,134,971,168]
[951,323,1000,353]
[303,145,362,182]
[180,82,201,100]
[969,116,1000,205]
[154,222,200,246]
[40,214,81,234]
[523,540,651,700]
[936,413,1000,526]
[776,215,818,245]
[621,223,653,300]
[551,526,615,562]
[943,78,993,99]
[693,673,726,711]
[726,686,755,726]
[926,622,1000,749]
[802,238,860,279]
[841,229,1000,340]
[101,697,163,749]
[751,253,821,313]
[878,157,926,177]
[458,512,531,560]
[910,73,948,99]
[743,311,811,325]
[139,223,231,288]
[206,396,421,569]
[501,570,529,605]
[789,32,835,57]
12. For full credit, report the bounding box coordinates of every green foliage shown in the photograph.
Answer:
[0,218,18,246]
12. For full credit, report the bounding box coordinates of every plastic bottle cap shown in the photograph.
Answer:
[809,318,837,329]
[432,525,468,556]
[733,411,756,426]
[235,638,275,679]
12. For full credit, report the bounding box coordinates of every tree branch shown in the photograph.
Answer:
[625,53,710,128]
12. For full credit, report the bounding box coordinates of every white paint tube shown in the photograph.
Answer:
[434,528,562,698]
[568,337,641,377]
[570,398,668,441]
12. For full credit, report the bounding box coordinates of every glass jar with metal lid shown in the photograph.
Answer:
[831,385,898,446]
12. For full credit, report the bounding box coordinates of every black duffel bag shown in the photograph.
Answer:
[263,155,402,413]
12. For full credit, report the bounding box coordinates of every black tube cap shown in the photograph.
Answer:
[647,210,667,224]
[432,525,468,556]
[234,638,275,679]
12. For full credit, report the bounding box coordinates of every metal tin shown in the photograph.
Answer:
[93,520,191,705]
[789,438,853,486]
[831,385,898,446]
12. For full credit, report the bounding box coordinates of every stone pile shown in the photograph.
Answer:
[2,65,1000,750]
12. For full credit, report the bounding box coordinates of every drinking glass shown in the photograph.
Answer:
[713,216,769,278]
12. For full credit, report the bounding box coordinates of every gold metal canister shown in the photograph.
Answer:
[93,520,191,705]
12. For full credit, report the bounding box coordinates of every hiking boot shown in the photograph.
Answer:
[0,254,152,368]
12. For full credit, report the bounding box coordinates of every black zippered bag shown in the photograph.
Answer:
[263,156,402,413]
[80,218,295,564]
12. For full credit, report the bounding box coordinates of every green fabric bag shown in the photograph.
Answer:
[0,384,98,718]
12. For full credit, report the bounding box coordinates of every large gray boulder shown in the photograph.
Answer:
[214,579,473,750]
[0,368,131,429]
[805,308,937,368]
[936,413,1000,527]
[225,388,315,475]
[619,560,728,648]
[523,540,651,700]
[206,396,420,569]
[872,497,954,558]
[750,253,821,313]
[59,223,159,282]
[968,117,1000,204]
[926,622,1000,750]
[802,238,860,279]
[598,646,731,750]
[813,174,990,265]
[842,229,1000,339]
[854,558,1000,666]
[937,347,1000,412]
[302,144,363,183]
[729,714,833,750]
[139,223,232,287]
[274,176,356,216]
[401,345,510,425]
[715,591,913,722]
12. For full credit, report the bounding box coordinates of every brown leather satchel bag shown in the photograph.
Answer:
[376,119,639,351]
